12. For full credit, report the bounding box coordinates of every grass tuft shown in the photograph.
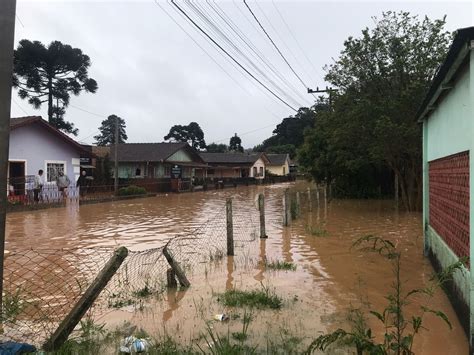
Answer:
[305,225,328,237]
[218,288,282,309]
[265,259,296,271]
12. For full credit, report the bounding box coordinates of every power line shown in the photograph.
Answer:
[271,0,321,81]
[154,0,282,120]
[170,0,297,112]
[209,122,276,144]
[69,104,107,119]
[243,0,311,94]
[206,0,311,106]
[185,0,302,108]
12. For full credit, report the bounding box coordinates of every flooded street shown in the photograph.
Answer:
[6,182,468,354]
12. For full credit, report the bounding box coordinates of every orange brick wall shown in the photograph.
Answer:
[429,151,470,259]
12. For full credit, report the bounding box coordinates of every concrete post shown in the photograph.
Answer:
[283,188,291,226]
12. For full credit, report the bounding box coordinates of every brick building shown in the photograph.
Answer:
[417,27,474,346]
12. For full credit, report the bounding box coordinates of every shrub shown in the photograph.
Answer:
[117,185,147,196]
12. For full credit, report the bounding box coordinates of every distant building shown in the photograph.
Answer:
[266,154,290,176]
[9,116,90,196]
[200,152,269,179]
[104,142,207,179]
[417,27,474,342]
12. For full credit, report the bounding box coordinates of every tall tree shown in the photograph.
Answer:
[229,133,244,152]
[206,143,228,153]
[164,122,206,150]
[299,12,450,210]
[94,115,128,146]
[13,40,98,135]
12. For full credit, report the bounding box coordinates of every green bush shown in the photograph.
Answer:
[117,185,147,196]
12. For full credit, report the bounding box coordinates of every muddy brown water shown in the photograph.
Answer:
[6,182,468,354]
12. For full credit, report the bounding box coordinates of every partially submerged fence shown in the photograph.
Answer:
[2,195,263,350]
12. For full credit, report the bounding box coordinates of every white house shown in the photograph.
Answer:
[8,116,90,198]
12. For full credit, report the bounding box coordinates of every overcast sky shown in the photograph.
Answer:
[10,0,473,148]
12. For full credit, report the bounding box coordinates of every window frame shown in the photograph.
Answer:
[45,160,67,183]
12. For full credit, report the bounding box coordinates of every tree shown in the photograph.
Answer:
[206,143,228,153]
[229,134,244,152]
[299,12,450,210]
[13,39,98,135]
[94,115,128,146]
[164,122,206,150]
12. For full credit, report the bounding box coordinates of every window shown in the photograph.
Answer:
[164,165,171,177]
[253,167,257,176]
[46,162,65,182]
[135,167,141,176]
[259,167,263,176]
[283,167,286,175]
[207,169,215,175]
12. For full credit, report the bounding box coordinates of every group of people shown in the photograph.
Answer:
[33,169,89,202]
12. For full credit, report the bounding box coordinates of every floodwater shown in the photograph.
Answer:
[5,182,468,354]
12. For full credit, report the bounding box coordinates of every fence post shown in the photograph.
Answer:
[226,198,234,256]
[283,188,291,226]
[163,245,190,288]
[43,246,129,351]
[166,268,177,288]
[258,193,267,238]
[296,191,301,217]
[307,187,312,212]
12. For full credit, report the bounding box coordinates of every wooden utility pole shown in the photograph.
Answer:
[394,174,399,209]
[114,116,119,194]
[163,245,190,288]
[226,198,234,256]
[258,193,267,238]
[0,0,17,318]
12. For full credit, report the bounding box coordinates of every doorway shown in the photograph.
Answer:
[8,161,25,196]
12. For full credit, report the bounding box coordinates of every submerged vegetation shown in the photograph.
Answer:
[217,286,283,310]
[264,259,296,271]
[305,225,328,237]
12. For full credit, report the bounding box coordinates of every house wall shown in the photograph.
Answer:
[422,53,473,342]
[250,158,266,179]
[167,149,193,162]
[207,167,242,178]
[9,123,81,185]
[267,161,289,176]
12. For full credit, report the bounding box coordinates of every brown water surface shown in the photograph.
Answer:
[6,182,468,354]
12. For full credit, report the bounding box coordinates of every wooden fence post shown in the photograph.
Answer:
[307,187,312,212]
[163,245,190,288]
[226,198,234,255]
[43,246,129,351]
[283,188,291,226]
[166,268,177,288]
[258,193,267,238]
[296,191,301,217]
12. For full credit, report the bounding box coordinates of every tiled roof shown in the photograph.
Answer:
[267,154,289,166]
[200,152,263,164]
[109,142,205,163]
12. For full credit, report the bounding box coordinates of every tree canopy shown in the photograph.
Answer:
[13,39,98,135]
[298,11,451,210]
[164,122,206,150]
[94,115,128,146]
[206,143,228,153]
[229,134,244,152]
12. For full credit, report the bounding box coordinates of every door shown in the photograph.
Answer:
[9,161,25,195]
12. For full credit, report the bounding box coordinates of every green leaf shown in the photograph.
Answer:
[370,310,385,323]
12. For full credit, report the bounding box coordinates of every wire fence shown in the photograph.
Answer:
[1,197,259,348]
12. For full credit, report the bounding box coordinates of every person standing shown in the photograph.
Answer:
[56,171,70,200]
[76,170,88,198]
[33,169,44,203]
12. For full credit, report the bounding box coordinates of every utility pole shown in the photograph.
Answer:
[307,86,337,107]
[0,0,17,317]
[114,116,119,195]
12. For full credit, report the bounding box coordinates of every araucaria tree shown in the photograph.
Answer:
[94,115,128,146]
[164,122,206,150]
[13,40,98,135]
[298,12,451,211]
[229,134,244,152]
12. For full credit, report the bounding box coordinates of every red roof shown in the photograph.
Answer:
[10,116,91,156]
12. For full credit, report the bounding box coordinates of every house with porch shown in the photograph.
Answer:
[200,152,269,179]
[417,27,474,345]
[8,116,91,197]
[266,154,290,176]
[108,142,207,179]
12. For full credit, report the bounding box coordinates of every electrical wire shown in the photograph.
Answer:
[170,0,298,112]
[243,0,312,95]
